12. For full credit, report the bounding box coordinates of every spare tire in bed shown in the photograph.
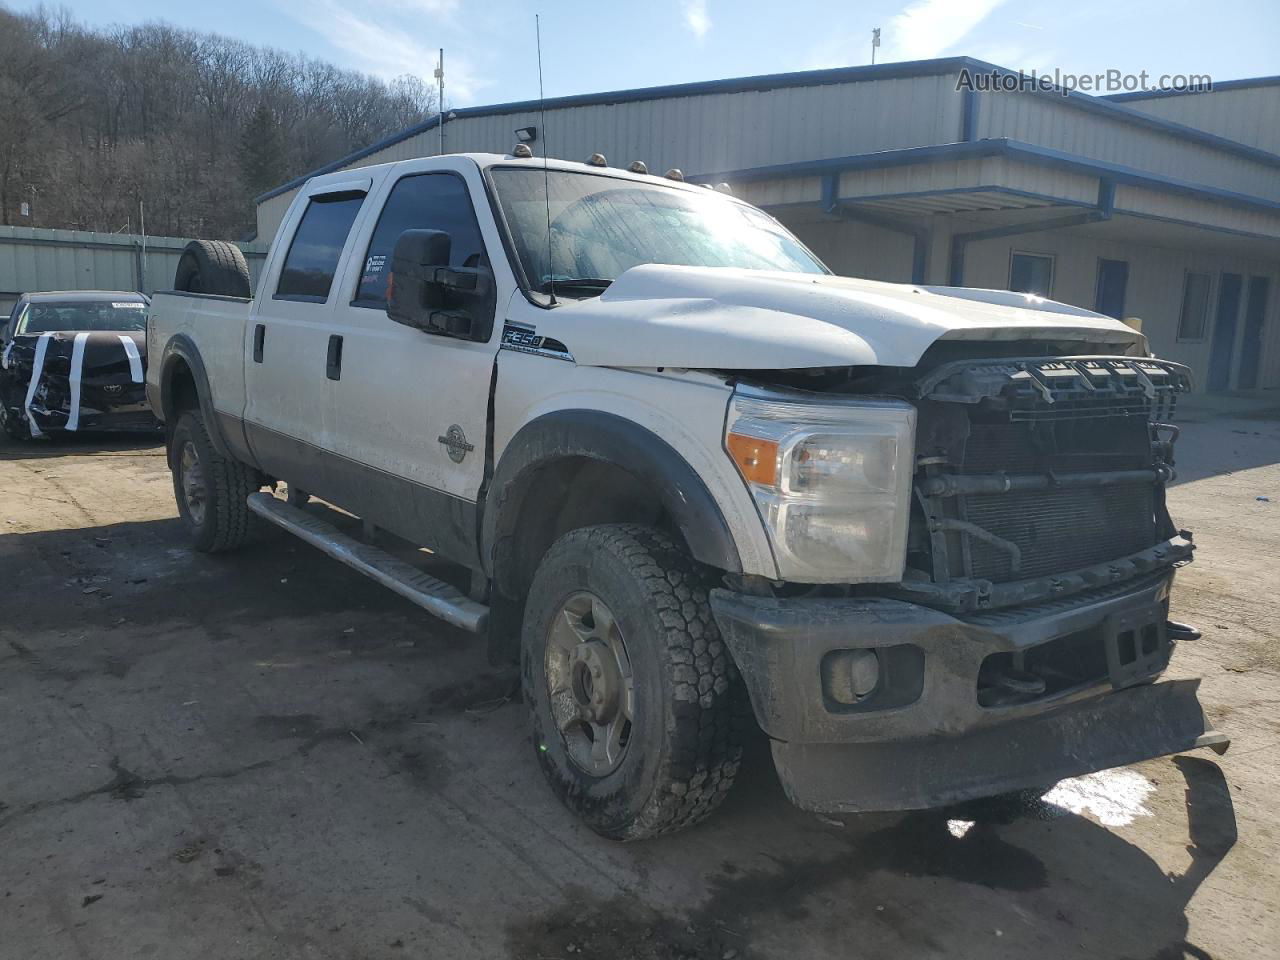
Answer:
[173,240,251,297]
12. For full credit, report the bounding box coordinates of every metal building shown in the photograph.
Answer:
[255,58,1280,393]
[0,226,269,318]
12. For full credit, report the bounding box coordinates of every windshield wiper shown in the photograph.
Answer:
[537,277,613,294]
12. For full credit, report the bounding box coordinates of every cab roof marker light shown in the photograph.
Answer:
[587,153,607,167]
[628,160,648,174]
[511,143,534,158]
[664,168,685,181]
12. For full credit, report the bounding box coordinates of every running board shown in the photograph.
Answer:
[246,493,488,633]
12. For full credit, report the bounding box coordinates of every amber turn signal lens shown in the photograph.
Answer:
[726,432,779,487]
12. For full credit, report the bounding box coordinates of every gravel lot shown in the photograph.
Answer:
[1,408,1277,960]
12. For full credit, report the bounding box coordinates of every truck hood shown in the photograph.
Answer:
[535,265,1144,369]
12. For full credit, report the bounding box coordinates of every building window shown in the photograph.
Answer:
[1010,252,1053,297]
[275,191,366,301]
[1177,271,1212,341]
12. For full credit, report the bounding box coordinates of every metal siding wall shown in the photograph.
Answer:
[957,224,1280,390]
[1113,184,1280,239]
[1119,87,1280,156]
[781,216,914,282]
[255,73,965,239]
[0,226,269,298]
[975,91,1280,201]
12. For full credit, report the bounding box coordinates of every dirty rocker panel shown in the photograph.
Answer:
[243,419,480,569]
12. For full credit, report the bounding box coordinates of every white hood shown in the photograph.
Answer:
[535,265,1145,369]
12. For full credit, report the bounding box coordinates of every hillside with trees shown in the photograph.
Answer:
[0,5,437,239]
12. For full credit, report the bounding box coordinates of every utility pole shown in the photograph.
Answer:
[435,49,445,155]
[139,200,147,294]
[872,27,881,64]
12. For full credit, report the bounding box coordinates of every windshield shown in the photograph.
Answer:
[491,168,827,297]
[17,300,147,334]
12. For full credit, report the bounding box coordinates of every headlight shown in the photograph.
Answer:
[725,387,916,583]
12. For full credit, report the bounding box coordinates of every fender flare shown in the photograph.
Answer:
[157,334,234,460]
[482,409,743,589]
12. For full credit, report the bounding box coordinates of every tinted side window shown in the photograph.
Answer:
[275,191,366,301]
[356,174,486,305]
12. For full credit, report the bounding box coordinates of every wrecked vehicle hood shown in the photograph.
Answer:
[535,265,1145,369]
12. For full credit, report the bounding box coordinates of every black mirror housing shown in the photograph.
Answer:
[386,229,496,341]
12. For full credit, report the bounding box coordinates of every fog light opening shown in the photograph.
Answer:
[823,648,881,705]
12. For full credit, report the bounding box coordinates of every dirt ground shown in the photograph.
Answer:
[1,408,1277,960]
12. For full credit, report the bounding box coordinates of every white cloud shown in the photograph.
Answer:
[683,0,711,41]
[276,0,485,103]
[887,0,1011,60]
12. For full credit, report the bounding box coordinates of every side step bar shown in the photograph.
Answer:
[246,493,488,633]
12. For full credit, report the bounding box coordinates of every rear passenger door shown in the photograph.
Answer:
[242,181,370,485]
[324,163,500,566]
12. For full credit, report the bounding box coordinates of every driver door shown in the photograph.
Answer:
[323,161,503,568]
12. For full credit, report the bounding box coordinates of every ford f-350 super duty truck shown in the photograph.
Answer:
[147,151,1227,840]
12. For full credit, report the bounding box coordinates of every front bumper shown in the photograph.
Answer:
[11,382,160,435]
[710,573,1227,812]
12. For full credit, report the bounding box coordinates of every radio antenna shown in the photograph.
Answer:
[536,13,556,305]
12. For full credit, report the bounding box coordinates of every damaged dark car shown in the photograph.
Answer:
[1,291,159,440]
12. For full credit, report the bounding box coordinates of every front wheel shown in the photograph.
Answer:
[1,402,31,441]
[522,524,746,840]
[169,411,260,552]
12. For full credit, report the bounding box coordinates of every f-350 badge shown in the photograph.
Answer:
[438,424,475,463]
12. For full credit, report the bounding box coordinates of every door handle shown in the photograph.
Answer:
[253,323,266,363]
[326,334,343,381]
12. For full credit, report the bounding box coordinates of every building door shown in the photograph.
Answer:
[1207,272,1243,392]
[1094,259,1129,319]
[1236,276,1270,390]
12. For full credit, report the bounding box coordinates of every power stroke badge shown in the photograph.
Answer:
[438,424,475,463]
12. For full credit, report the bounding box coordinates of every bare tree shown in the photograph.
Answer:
[0,4,439,237]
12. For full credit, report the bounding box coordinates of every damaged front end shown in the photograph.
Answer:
[711,353,1228,813]
[1,332,159,437]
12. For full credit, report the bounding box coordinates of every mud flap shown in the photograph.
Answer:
[771,678,1228,813]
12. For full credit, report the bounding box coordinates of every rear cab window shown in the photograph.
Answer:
[275,191,367,302]
[353,173,487,308]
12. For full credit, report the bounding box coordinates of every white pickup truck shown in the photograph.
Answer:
[147,150,1226,839]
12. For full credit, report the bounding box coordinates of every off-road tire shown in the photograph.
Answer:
[170,411,259,552]
[173,240,251,298]
[523,524,747,840]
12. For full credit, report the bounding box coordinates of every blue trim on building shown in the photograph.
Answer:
[255,58,1280,205]
[960,87,978,141]
[693,139,1280,217]
[830,185,1096,209]
[947,181,1115,286]
[1106,75,1280,102]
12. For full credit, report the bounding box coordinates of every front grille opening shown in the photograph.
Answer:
[977,627,1109,708]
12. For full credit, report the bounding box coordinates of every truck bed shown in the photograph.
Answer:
[146,291,252,425]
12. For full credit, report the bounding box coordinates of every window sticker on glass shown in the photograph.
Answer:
[362,254,387,287]
[112,302,146,309]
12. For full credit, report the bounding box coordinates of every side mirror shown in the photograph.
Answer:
[386,229,495,342]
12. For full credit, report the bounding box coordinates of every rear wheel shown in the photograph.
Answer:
[170,411,260,551]
[523,524,746,840]
[173,240,251,298]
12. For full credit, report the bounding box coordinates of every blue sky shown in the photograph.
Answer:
[41,0,1280,107]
